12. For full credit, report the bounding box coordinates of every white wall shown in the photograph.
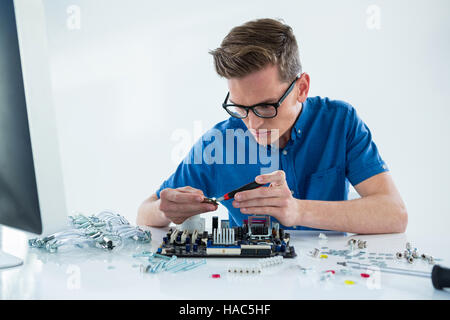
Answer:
[41,0,450,235]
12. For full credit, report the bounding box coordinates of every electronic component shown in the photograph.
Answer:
[310,248,320,258]
[180,215,205,233]
[158,215,296,258]
[202,197,219,206]
[396,242,436,265]
[28,211,151,253]
[259,256,283,268]
[212,216,219,231]
[248,216,271,240]
[347,238,367,249]
[228,265,262,274]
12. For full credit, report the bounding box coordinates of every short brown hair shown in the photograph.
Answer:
[209,18,302,83]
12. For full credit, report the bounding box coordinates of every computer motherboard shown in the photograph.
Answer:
[157,215,296,258]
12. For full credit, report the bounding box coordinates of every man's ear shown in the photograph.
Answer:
[296,73,310,103]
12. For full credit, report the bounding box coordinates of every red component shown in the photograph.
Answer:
[325,270,335,274]
[360,273,370,278]
[223,194,231,200]
[211,274,221,279]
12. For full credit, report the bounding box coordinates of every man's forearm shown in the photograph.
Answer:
[136,194,171,227]
[298,194,408,234]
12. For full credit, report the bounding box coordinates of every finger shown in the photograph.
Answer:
[240,206,281,215]
[234,187,283,201]
[233,197,285,208]
[255,170,286,186]
[161,189,204,203]
[177,186,204,195]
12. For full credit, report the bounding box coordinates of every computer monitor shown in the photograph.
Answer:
[0,0,67,268]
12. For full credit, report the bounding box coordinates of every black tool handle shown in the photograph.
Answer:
[432,264,450,290]
[225,181,264,200]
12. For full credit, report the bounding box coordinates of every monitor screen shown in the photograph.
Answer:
[0,0,42,234]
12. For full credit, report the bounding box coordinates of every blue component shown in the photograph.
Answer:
[157,247,162,254]
[163,237,168,244]
[176,235,181,242]
[186,237,191,244]
[275,245,281,252]
[207,240,212,247]
[280,244,286,252]
[186,244,190,252]
[193,244,198,252]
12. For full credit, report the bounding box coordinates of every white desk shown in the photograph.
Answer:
[1,227,449,299]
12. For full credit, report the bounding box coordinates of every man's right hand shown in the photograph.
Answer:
[159,186,218,224]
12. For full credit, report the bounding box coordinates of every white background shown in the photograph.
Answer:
[40,0,450,236]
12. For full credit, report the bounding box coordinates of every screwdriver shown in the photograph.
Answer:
[215,180,265,202]
[202,180,265,205]
[340,261,450,290]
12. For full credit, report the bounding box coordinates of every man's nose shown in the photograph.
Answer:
[247,111,264,129]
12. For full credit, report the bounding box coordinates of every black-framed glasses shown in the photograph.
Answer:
[222,75,300,119]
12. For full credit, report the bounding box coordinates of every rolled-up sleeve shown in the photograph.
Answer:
[345,108,389,186]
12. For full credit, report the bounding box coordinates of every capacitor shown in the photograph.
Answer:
[212,216,218,231]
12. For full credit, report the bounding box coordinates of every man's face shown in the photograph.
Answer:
[227,64,308,147]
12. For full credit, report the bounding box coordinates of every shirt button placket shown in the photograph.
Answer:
[281,148,294,196]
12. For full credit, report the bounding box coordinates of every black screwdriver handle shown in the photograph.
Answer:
[225,181,264,200]
[432,264,450,290]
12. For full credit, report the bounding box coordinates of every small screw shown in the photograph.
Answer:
[310,248,320,258]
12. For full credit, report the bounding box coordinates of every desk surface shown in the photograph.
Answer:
[1,227,449,299]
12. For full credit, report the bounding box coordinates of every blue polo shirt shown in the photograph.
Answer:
[156,96,388,230]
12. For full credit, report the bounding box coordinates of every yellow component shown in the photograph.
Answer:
[344,280,355,285]
[319,254,328,259]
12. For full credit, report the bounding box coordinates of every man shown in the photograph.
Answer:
[137,18,407,234]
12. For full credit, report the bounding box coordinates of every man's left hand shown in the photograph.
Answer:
[232,170,302,226]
